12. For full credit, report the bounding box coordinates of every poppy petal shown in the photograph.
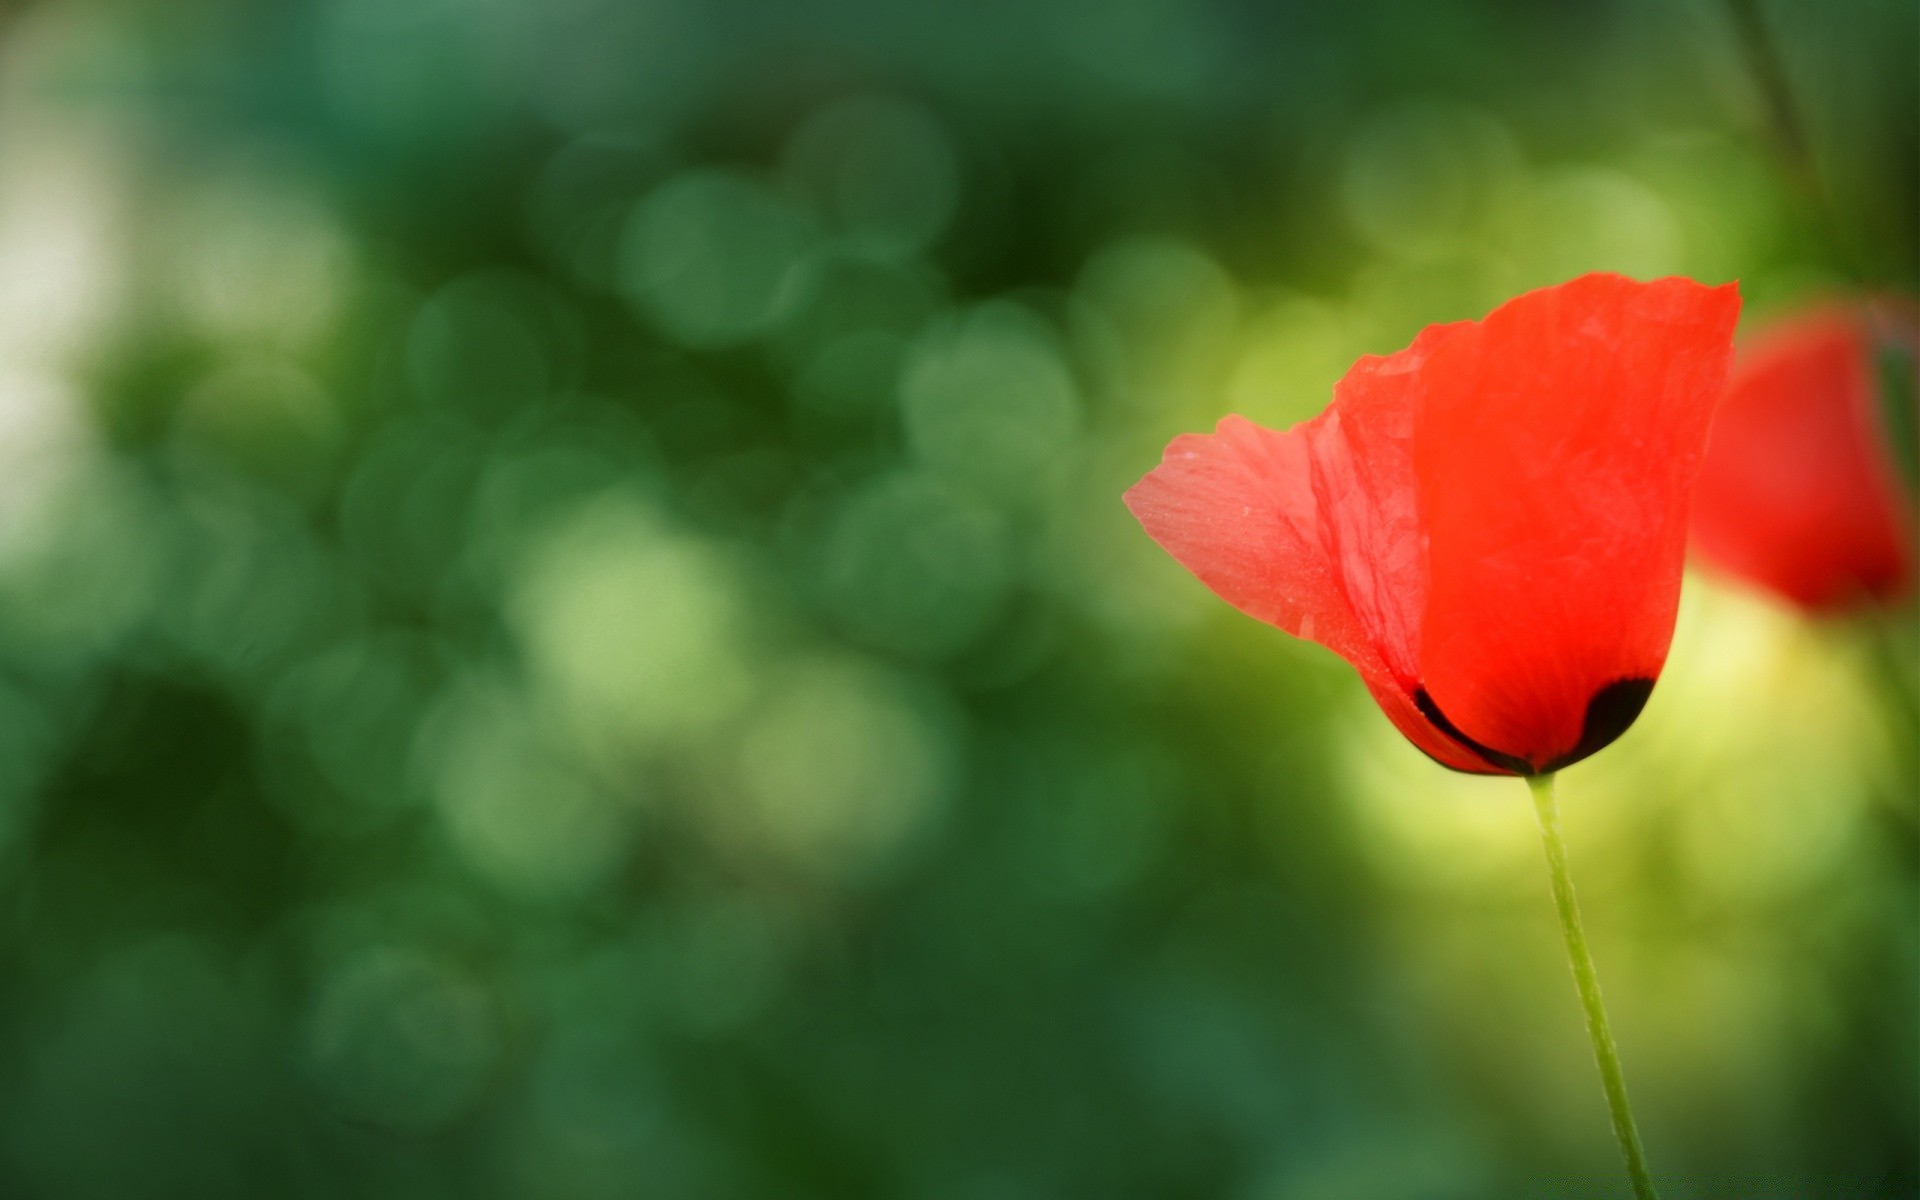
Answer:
[1690,308,1915,610]
[1412,273,1741,770]
[1124,339,1500,775]
[1304,322,1469,687]
[1124,414,1378,666]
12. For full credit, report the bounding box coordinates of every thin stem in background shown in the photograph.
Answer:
[1727,0,1816,191]
[1527,772,1661,1200]
[1723,0,1862,281]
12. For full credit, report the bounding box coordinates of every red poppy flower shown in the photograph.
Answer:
[1126,272,1741,775]
[1689,303,1916,612]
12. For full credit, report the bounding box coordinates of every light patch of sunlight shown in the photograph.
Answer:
[0,125,127,369]
[1496,165,1684,291]
[168,169,356,352]
[1428,578,1883,899]
[0,462,165,664]
[1338,700,1541,897]
[0,372,95,550]
[704,652,956,884]
[1656,579,1880,902]
[423,671,640,900]
[1343,578,1885,902]
[1347,253,1509,354]
[508,490,755,763]
[1225,294,1357,429]
[1070,236,1242,414]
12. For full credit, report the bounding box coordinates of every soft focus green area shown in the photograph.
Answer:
[0,1,1913,1196]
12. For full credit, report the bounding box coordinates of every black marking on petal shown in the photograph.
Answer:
[1412,687,1534,776]
[1543,677,1656,773]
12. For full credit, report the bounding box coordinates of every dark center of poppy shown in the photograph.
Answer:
[1413,678,1655,776]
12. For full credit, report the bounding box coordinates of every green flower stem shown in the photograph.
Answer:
[1527,772,1660,1200]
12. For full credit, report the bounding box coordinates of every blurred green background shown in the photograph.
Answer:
[0,0,1912,1196]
